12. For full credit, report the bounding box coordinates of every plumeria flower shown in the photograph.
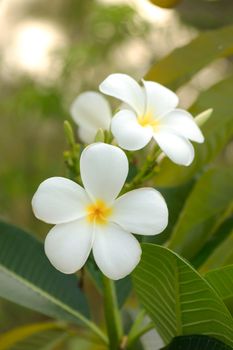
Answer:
[32,143,168,280]
[99,73,204,166]
[70,91,112,143]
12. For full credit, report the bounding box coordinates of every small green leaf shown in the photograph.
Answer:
[64,120,76,147]
[133,244,233,347]
[195,108,213,127]
[162,335,232,350]
[167,167,233,259]
[0,221,89,325]
[94,128,105,142]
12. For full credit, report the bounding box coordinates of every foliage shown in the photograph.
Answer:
[205,265,233,316]
[0,322,67,350]
[0,222,90,324]
[167,167,233,259]
[177,0,233,30]
[163,335,232,350]
[133,244,233,347]
[145,25,233,90]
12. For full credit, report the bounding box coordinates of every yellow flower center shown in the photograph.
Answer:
[86,200,112,225]
[137,112,159,131]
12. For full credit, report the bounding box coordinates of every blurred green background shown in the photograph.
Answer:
[0,0,233,348]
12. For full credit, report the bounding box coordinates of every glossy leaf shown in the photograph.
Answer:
[167,167,233,259]
[163,334,232,350]
[0,221,90,325]
[0,322,66,350]
[145,25,233,90]
[133,244,233,347]
[154,75,233,186]
[205,265,233,315]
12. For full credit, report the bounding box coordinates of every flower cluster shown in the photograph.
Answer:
[72,73,204,166]
[32,73,204,280]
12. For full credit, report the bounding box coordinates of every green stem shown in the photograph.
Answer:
[126,309,146,340]
[102,274,123,349]
[122,145,161,194]
[126,322,154,349]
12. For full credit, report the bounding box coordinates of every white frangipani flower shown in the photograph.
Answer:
[99,74,204,166]
[70,91,112,143]
[32,143,168,280]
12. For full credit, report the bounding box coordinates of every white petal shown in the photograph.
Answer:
[111,110,153,151]
[32,177,90,224]
[160,109,204,143]
[112,188,168,235]
[153,131,194,166]
[80,143,128,203]
[143,80,178,117]
[93,223,141,280]
[70,91,112,143]
[45,219,94,274]
[99,73,145,116]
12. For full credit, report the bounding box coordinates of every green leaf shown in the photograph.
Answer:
[0,221,89,325]
[0,322,67,350]
[154,75,233,187]
[133,244,233,347]
[167,167,233,259]
[196,220,233,272]
[205,265,233,316]
[201,231,233,273]
[198,217,233,274]
[145,25,233,90]
[163,335,232,350]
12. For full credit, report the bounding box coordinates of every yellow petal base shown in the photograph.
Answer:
[86,200,112,225]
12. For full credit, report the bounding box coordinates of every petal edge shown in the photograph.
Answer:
[100,73,145,116]
[112,188,168,235]
[32,177,89,224]
[45,219,94,274]
[80,143,128,203]
[153,131,195,166]
[93,223,141,280]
